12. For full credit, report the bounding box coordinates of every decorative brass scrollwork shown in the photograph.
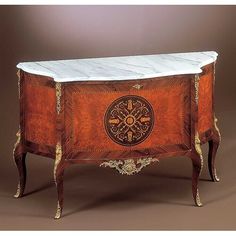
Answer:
[54,201,62,219]
[13,129,22,198]
[194,75,200,104]
[194,133,203,207]
[132,84,143,90]
[13,129,21,155]
[14,183,21,198]
[214,116,221,141]
[100,157,159,175]
[196,189,203,207]
[195,132,204,175]
[16,70,21,99]
[54,142,62,182]
[56,83,61,114]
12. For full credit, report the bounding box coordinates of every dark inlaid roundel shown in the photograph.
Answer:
[104,95,154,146]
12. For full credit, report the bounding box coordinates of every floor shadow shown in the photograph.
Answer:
[143,172,214,183]
[63,194,192,218]
[203,187,236,205]
[62,176,193,218]
[24,181,54,197]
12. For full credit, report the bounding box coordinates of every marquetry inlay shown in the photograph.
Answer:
[104,95,154,146]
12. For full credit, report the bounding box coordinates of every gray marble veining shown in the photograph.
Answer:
[17,51,218,82]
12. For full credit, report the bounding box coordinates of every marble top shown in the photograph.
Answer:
[17,51,218,82]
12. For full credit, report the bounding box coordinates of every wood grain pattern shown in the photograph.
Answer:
[198,63,214,134]
[24,73,56,146]
[65,76,191,161]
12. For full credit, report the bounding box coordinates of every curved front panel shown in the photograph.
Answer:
[65,76,191,161]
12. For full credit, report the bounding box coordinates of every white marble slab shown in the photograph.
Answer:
[17,51,218,82]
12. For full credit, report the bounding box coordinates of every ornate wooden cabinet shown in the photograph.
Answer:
[14,51,221,219]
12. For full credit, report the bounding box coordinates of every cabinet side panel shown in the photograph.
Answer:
[24,73,57,146]
[198,64,213,134]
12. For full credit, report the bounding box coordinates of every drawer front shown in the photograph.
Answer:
[65,76,191,160]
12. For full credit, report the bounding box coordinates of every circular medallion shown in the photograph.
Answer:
[104,95,154,146]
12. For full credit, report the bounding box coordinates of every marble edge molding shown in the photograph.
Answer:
[196,51,218,68]
[16,51,218,82]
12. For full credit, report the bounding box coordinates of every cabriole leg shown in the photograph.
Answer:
[208,117,221,182]
[54,166,64,219]
[14,153,27,198]
[191,152,203,207]
[190,133,204,207]
[208,139,220,182]
[13,130,27,198]
[54,143,64,219]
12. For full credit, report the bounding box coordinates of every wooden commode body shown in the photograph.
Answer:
[14,51,221,219]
